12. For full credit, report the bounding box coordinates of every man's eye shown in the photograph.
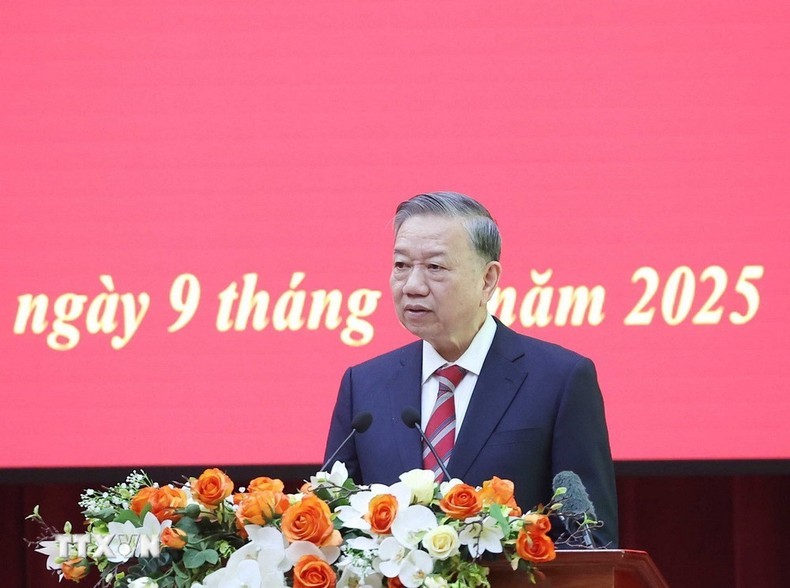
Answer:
[394,262,407,270]
[427,264,443,270]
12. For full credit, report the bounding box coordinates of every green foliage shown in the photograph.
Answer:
[174,516,199,536]
[112,506,148,526]
[182,547,219,569]
[435,556,492,588]
[488,502,511,537]
[181,503,202,519]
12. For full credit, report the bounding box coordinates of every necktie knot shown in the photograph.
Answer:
[435,364,466,391]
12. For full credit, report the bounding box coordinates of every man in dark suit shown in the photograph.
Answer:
[324,192,618,547]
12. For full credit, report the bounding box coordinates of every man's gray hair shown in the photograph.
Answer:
[394,191,501,262]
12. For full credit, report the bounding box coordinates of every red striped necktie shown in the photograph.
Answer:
[423,364,467,481]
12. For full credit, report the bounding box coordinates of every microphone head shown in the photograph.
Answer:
[351,412,373,434]
[401,407,420,429]
[552,471,597,517]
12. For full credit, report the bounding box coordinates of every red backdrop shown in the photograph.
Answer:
[2,1,789,469]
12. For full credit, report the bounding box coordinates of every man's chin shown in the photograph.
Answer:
[399,318,433,340]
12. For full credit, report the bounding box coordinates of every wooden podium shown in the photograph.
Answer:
[486,550,669,587]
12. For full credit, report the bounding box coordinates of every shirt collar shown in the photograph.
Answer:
[421,314,497,384]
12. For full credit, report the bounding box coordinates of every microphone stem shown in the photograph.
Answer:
[413,423,452,482]
[320,429,355,473]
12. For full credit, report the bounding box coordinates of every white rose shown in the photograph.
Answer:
[399,469,436,505]
[421,525,460,560]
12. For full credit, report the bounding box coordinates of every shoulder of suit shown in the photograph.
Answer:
[493,321,593,369]
[347,340,422,373]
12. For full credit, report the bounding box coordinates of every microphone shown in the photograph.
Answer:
[320,412,372,473]
[401,407,451,482]
[552,471,597,548]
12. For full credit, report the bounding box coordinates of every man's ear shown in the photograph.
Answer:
[482,261,502,302]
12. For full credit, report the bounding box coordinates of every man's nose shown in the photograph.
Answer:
[402,267,429,296]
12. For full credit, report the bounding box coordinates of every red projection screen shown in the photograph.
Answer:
[2,2,789,472]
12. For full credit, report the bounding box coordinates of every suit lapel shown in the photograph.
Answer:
[388,342,424,474]
[449,323,529,481]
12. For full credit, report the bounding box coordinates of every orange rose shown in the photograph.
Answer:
[292,554,337,588]
[479,477,522,516]
[130,486,157,515]
[235,490,290,529]
[61,557,90,582]
[366,493,398,535]
[160,526,187,549]
[522,513,551,534]
[281,495,341,547]
[248,476,285,494]
[191,468,234,508]
[150,486,188,521]
[299,481,314,496]
[130,486,187,522]
[516,528,556,563]
[439,483,483,519]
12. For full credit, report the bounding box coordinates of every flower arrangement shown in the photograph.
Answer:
[29,463,586,588]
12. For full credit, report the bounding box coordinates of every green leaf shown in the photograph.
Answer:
[183,548,206,569]
[489,503,511,537]
[88,507,116,522]
[181,503,202,519]
[172,562,189,579]
[202,548,219,565]
[113,509,143,525]
[174,516,199,536]
[313,487,333,502]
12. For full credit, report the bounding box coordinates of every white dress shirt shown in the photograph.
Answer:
[420,314,497,437]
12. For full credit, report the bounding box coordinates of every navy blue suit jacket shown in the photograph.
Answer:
[324,321,618,547]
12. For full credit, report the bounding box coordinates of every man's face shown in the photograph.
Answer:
[390,214,500,361]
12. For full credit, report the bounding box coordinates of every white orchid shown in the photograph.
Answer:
[201,557,265,588]
[34,540,62,570]
[286,539,340,566]
[337,564,384,588]
[246,525,292,575]
[458,515,505,557]
[390,504,438,548]
[337,536,382,588]
[310,461,349,489]
[105,512,168,563]
[197,526,290,588]
[202,530,293,588]
[376,536,409,578]
[398,549,434,588]
[344,536,379,552]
